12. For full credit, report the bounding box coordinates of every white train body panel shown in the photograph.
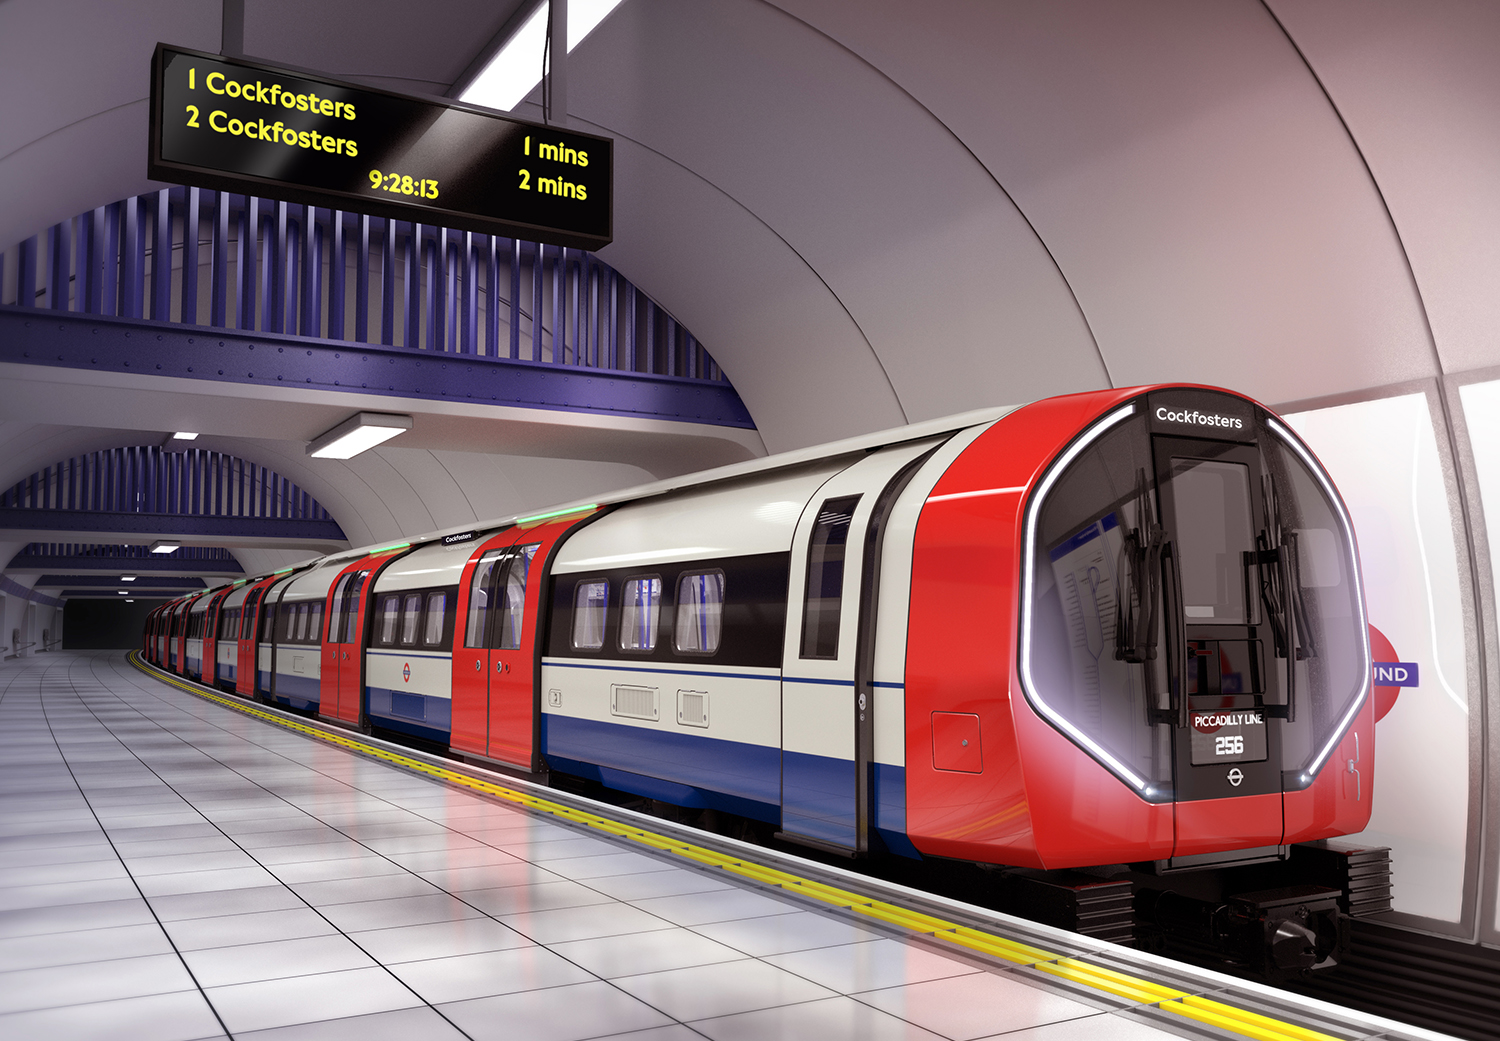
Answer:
[364,539,469,734]
[365,648,453,730]
[270,563,342,706]
[552,462,848,574]
[185,595,209,677]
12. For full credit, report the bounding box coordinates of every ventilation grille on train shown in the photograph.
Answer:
[610,684,658,721]
[677,690,709,728]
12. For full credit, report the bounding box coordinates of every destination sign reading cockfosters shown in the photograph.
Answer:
[149,44,612,250]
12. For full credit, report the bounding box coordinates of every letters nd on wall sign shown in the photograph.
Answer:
[149,44,612,250]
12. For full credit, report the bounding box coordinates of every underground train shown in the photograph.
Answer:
[144,384,1387,975]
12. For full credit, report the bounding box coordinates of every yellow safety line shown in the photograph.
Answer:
[127,651,1347,1041]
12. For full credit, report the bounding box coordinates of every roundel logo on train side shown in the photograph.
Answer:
[403,662,411,683]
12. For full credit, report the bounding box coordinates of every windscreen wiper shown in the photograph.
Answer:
[1115,468,1163,666]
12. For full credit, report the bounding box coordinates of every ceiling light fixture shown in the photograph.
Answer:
[150,540,181,554]
[121,575,137,582]
[308,412,413,459]
[459,0,623,111]
[173,432,199,440]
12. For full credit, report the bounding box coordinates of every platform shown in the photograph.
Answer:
[0,651,1457,1041]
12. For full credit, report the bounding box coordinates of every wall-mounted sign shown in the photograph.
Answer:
[149,44,612,250]
[1372,661,1420,687]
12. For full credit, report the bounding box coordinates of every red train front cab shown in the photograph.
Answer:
[905,385,1373,870]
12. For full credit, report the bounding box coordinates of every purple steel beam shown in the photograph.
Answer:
[47,222,70,311]
[403,223,419,348]
[152,190,172,320]
[381,218,396,345]
[330,211,347,341]
[18,236,38,308]
[183,189,201,325]
[509,238,521,360]
[121,197,144,319]
[0,307,755,427]
[236,196,255,329]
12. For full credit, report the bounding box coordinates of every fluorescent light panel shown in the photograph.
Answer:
[121,575,137,582]
[173,432,199,440]
[460,0,623,111]
[150,540,181,554]
[308,412,413,459]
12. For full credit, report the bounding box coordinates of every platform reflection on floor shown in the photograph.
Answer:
[2,651,1188,1040]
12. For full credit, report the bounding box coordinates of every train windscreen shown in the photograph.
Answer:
[1021,397,1368,800]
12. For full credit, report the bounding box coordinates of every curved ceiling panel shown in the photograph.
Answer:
[590,135,908,452]
[572,0,1107,438]
[775,0,1437,405]
[1270,0,1500,377]
[0,0,217,250]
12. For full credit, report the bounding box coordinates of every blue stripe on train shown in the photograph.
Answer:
[271,672,320,711]
[541,714,918,857]
[366,687,452,744]
[542,713,781,821]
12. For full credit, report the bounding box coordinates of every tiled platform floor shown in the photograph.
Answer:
[1,651,1188,1040]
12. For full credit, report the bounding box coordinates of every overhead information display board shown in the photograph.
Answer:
[149,44,612,250]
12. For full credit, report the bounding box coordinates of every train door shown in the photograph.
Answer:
[452,531,521,757]
[256,575,297,696]
[172,600,190,672]
[322,560,372,726]
[455,515,593,770]
[1152,433,1284,857]
[216,584,248,691]
[235,578,280,697]
[780,441,940,853]
[200,590,227,683]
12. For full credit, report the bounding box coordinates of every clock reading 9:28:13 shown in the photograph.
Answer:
[369,170,438,199]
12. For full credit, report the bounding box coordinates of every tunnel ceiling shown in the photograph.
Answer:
[2,0,1498,566]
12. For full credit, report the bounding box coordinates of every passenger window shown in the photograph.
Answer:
[498,544,540,650]
[801,496,860,659]
[241,590,261,640]
[675,571,725,655]
[465,550,507,648]
[295,603,310,642]
[424,592,448,647]
[327,574,351,641]
[572,579,608,651]
[307,603,323,645]
[378,594,400,646]
[400,592,422,646]
[343,571,369,643]
[620,576,662,652]
[262,603,275,641]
